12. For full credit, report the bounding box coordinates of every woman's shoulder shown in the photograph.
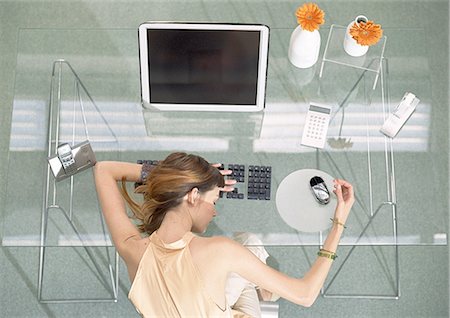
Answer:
[190,235,242,257]
[192,234,234,245]
[189,235,239,274]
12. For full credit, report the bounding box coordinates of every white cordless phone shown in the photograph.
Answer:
[301,102,332,149]
[380,92,419,138]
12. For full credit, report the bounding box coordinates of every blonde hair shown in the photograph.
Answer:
[120,152,224,235]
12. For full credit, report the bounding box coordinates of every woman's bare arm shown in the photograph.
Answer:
[220,179,354,307]
[93,161,142,256]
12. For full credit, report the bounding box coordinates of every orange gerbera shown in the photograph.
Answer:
[295,3,325,32]
[349,21,383,46]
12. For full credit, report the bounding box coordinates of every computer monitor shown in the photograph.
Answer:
[138,22,269,112]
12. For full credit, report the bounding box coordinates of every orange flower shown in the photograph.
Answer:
[349,21,383,46]
[295,3,325,32]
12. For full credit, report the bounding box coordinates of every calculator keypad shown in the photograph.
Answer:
[301,106,331,149]
[305,114,327,139]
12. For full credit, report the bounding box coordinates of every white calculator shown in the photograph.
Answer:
[301,102,332,149]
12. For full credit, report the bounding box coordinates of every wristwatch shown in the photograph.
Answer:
[57,143,77,175]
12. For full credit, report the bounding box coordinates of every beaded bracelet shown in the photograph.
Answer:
[134,162,154,188]
[330,218,347,229]
[139,162,154,183]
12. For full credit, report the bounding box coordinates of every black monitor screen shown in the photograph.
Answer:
[147,29,261,105]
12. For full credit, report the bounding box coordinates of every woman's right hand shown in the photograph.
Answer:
[332,179,355,225]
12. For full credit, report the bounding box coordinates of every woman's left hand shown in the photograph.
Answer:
[211,163,237,192]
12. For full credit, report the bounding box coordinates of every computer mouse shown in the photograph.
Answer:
[309,176,330,205]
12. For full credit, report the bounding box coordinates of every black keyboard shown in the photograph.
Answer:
[137,160,272,201]
[218,163,272,200]
[247,165,272,200]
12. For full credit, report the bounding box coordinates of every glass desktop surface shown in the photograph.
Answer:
[1,27,447,248]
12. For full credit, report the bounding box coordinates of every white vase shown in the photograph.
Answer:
[343,15,369,57]
[288,25,321,68]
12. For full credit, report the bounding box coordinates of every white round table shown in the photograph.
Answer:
[276,169,336,233]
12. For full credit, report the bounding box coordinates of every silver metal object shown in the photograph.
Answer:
[309,176,330,205]
[47,140,96,181]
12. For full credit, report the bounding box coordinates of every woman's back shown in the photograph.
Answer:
[128,231,234,318]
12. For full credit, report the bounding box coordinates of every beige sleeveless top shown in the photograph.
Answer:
[129,231,245,318]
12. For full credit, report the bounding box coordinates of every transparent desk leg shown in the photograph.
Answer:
[38,204,120,303]
[318,56,400,299]
[318,146,399,299]
[321,202,400,299]
[38,59,119,303]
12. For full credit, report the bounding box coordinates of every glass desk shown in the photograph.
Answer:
[2,27,447,302]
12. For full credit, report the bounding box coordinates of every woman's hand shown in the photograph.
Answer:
[211,163,237,192]
[332,179,355,225]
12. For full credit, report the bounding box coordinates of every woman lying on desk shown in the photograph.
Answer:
[93,152,354,318]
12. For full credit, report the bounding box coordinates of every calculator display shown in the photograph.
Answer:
[309,105,331,114]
